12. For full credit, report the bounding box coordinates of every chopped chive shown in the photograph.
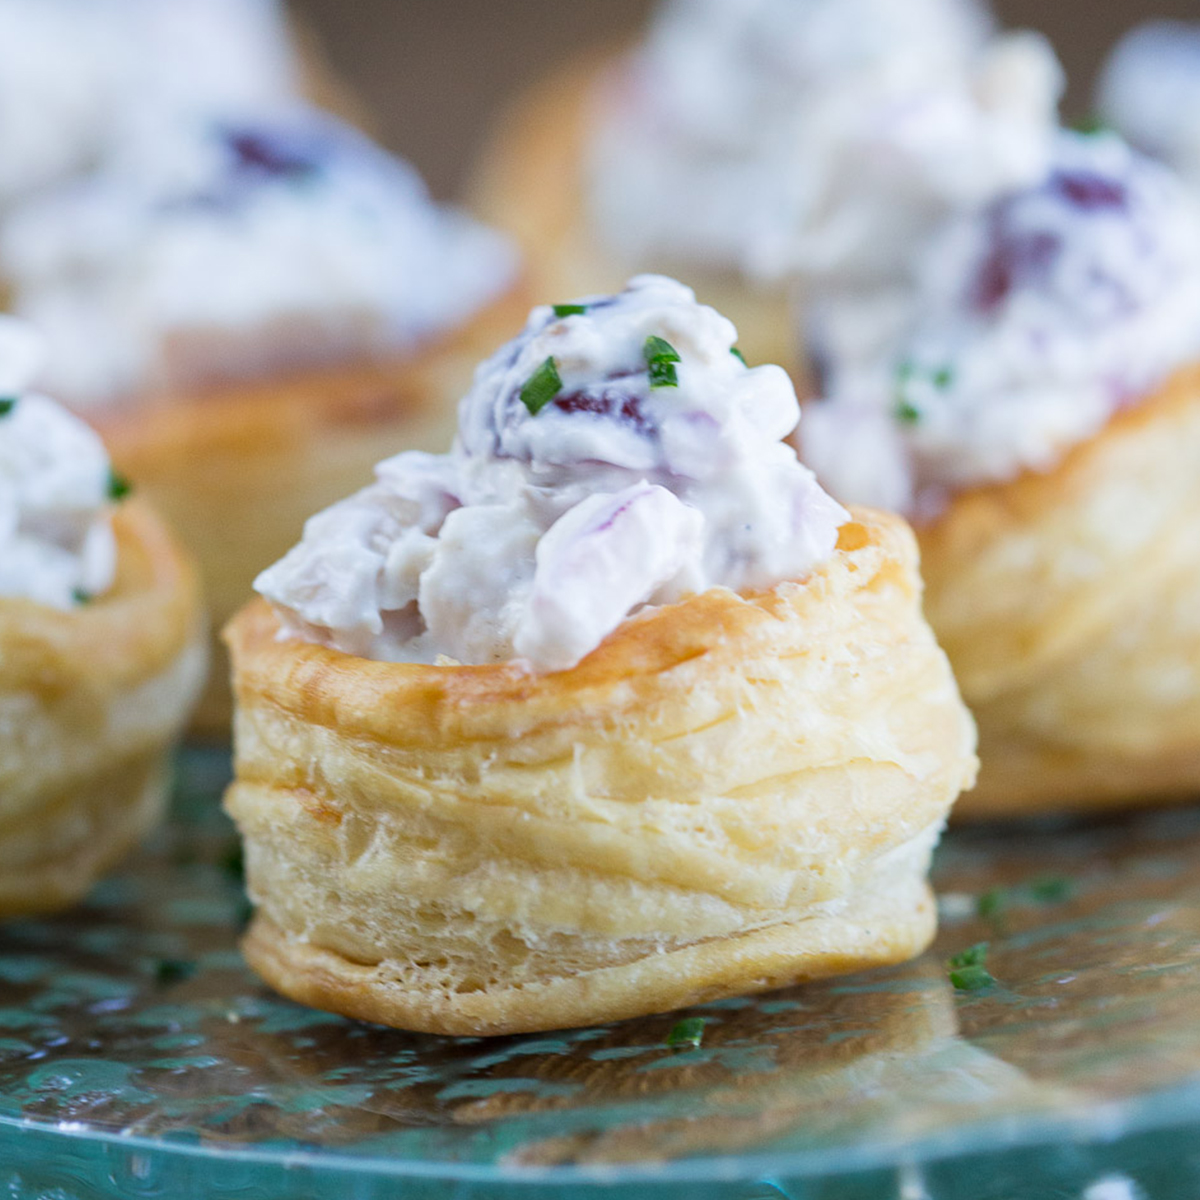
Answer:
[665,1017,706,1049]
[932,366,954,389]
[649,360,678,388]
[948,942,989,969]
[894,360,918,424]
[552,303,587,318]
[730,347,747,366]
[1028,876,1073,904]
[977,887,1006,921]
[519,357,563,416]
[220,842,245,883]
[644,335,681,389]
[72,588,93,606]
[644,336,680,364]
[0,397,15,417]
[949,963,995,992]
[107,469,132,502]
[979,876,1073,923]
[154,959,196,987]
[1073,114,1111,137]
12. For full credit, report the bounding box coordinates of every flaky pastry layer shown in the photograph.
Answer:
[93,288,526,736]
[224,508,977,1035]
[468,52,799,381]
[922,365,1200,815]
[0,502,206,916]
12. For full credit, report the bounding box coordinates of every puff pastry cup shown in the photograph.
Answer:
[469,54,796,380]
[94,290,525,736]
[0,502,206,917]
[225,508,977,1036]
[921,365,1200,818]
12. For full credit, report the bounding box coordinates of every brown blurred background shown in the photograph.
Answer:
[290,0,1198,200]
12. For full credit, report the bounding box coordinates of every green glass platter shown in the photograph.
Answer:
[2,750,1200,1199]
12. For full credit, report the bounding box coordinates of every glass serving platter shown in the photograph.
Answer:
[2,750,1200,1200]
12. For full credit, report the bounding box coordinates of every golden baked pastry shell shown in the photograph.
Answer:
[0,501,207,917]
[920,366,1200,816]
[224,508,977,1035]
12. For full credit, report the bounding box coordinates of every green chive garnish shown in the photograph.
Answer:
[949,963,995,992]
[552,303,587,318]
[154,959,196,987]
[979,876,1073,923]
[932,366,954,389]
[221,843,246,883]
[666,1017,706,1049]
[730,347,747,366]
[977,887,1006,921]
[949,942,989,969]
[0,398,15,417]
[644,335,681,389]
[107,469,132,502]
[894,361,917,424]
[72,588,93,606]
[520,357,562,416]
[1028,876,1073,904]
[1073,115,1111,137]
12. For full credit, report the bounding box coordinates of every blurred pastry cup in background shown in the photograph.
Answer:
[0,0,302,213]
[0,108,525,735]
[0,322,205,918]
[224,277,977,1036]
[469,0,1062,385]
[800,131,1200,816]
[1096,20,1200,198]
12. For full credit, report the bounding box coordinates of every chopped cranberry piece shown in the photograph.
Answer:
[226,130,321,182]
[1051,170,1128,212]
[553,388,654,434]
[971,229,1061,313]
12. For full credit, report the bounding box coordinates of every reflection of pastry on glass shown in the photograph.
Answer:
[472,966,1077,1168]
[0,0,299,210]
[1,107,524,732]
[0,319,205,918]
[1096,22,1200,195]
[800,131,1200,815]
[470,0,1062,376]
[225,276,977,1036]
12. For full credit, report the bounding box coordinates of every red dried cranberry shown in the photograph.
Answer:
[1051,170,1128,212]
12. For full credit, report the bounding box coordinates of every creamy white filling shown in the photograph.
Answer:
[1097,22,1200,192]
[587,0,1062,289]
[1,108,519,406]
[256,275,849,673]
[0,0,298,205]
[800,133,1200,517]
[0,319,117,609]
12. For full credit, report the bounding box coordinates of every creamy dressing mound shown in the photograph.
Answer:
[256,276,849,672]
[1098,22,1200,193]
[587,0,1063,289]
[1,109,519,406]
[0,320,117,608]
[800,132,1200,518]
[0,0,298,206]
